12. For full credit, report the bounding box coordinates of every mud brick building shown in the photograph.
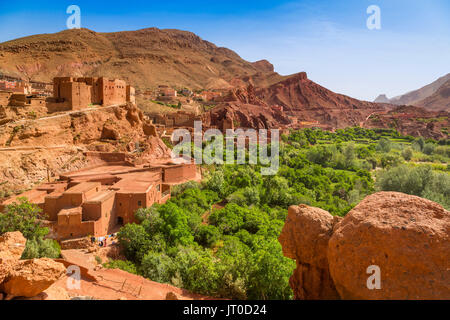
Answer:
[0,152,199,240]
[48,77,134,112]
[149,110,201,128]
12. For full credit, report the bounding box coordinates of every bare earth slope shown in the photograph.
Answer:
[375,73,450,108]
[0,28,283,90]
[415,79,450,112]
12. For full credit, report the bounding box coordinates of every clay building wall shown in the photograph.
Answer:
[75,77,101,104]
[82,190,116,235]
[51,77,128,111]
[59,81,92,110]
[84,152,127,163]
[56,207,101,239]
[163,164,197,184]
[126,85,136,104]
[100,78,127,106]
[43,182,101,220]
[115,192,147,225]
[53,77,73,99]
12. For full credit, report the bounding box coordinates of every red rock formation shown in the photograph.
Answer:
[328,192,450,300]
[256,72,389,129]
[278,205,341,299]
[202,102,289,130]
[279,192,450,300]
[0,232,66,299]
[0,232,27,283]
[363,105,449,139]
[1,258,66,298]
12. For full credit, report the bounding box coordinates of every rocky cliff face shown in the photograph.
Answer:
[279,192,450,300]
[255,72,390,129]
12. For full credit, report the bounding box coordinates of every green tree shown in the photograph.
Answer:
[158,202,194,246]
[117,223,152,263]
[247,239,295,300]
[140,252,176,283]
[0,198,48,239]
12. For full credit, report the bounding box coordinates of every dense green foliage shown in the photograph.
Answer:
[0,198,61,259]
[110,127,449,299]
[377,165,450,209]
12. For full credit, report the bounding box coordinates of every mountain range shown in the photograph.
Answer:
[0,27,448,137]
[0,28,285,90]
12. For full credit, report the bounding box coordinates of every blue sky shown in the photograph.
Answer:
[0,0,449,101]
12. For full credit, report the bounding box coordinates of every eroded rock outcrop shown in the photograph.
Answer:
[0,231,66,299]
[279,192,450,300]
[279,205,340,299]
[0,232,27,283]
[1,258,66,298]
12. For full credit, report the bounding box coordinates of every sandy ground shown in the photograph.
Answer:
[52,248,214,300]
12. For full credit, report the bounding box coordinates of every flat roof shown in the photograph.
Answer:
[65,181,101,194]
[85,189,116,203]
[113,171,161,193]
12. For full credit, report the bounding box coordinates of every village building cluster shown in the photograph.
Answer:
[0,152,199,240]
[0,76,136,114]
[48,77,135,112]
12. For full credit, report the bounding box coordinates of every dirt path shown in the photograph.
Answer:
[0,145,69,152]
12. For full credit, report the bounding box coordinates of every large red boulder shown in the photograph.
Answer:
[1,258,66,298]
[279,192,450,300]
[328,192,450,300]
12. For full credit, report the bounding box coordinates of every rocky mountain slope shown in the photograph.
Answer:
[363,105,449,140]
[374,73,450,110]
[256,72,390,128]
[0,28,283,90]
[1,27,445,137]
[415,79,450,111]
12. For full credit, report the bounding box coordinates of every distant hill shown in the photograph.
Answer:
[415,79,450,112]
[374,73,450,110]
[374,94,390,103]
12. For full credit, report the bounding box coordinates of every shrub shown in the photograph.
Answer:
[21,238,61,259]
[376,137,392,153]
[423,143,436,155]
[376,165,449,209]
[140,252,176,283]
[401,147,413,161]
[103,260,138,274]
